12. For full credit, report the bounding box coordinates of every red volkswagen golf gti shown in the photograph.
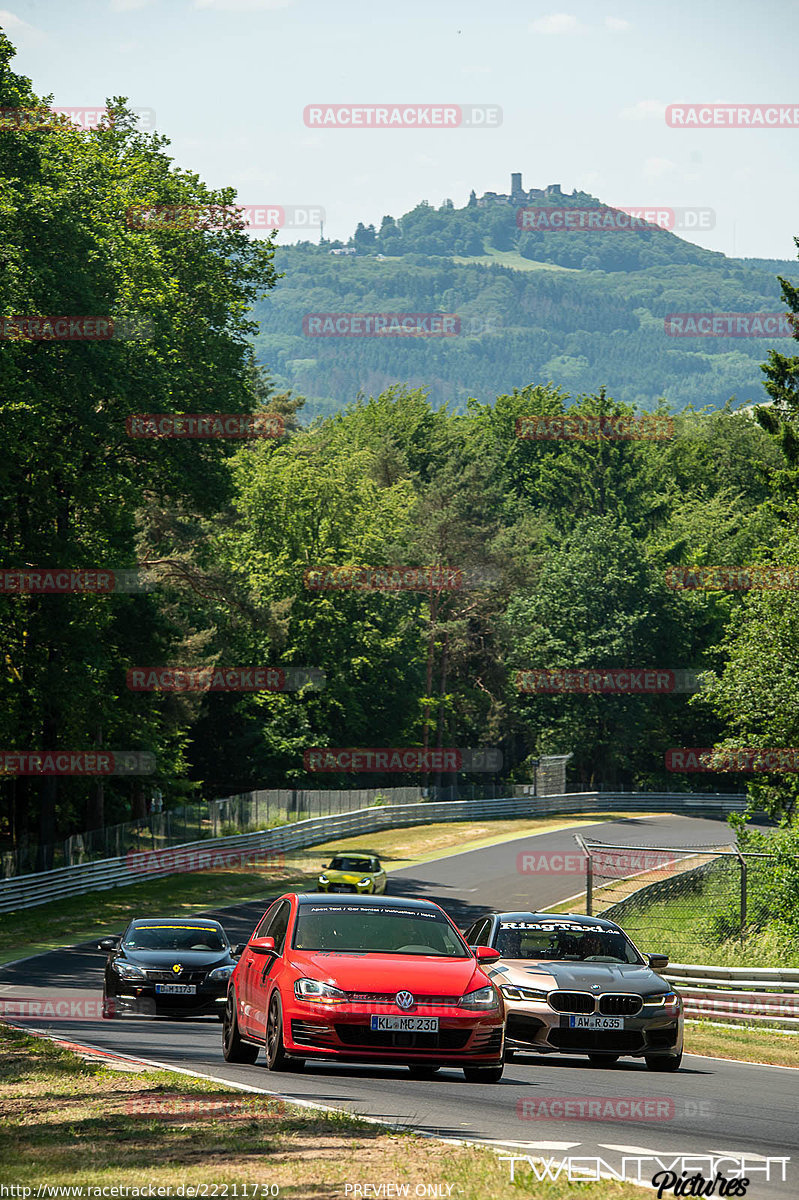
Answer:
[222,894,506,1081]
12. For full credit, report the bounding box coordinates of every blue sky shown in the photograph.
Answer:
[3,0,798,259]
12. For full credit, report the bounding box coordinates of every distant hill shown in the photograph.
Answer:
[251,187,799,421]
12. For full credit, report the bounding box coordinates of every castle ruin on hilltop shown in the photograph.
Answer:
[475,172,569,207]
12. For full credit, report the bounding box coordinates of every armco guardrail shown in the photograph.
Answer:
[0,791,748,914]
[666,963,799,1031]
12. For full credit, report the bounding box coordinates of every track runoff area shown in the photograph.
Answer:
[1,813,795,1198]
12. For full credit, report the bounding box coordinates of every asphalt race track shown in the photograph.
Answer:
[2,813,796,1197]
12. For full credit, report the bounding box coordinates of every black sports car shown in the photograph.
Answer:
[463,911,683,1071]
[98,917,238,1019]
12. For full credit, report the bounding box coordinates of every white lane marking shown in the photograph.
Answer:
[684,1051,799,1071]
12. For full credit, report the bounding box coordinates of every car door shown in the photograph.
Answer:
[237,902,280,1036]
[247,900,291,1039]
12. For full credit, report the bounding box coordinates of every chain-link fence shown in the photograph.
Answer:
[573,836,792,964]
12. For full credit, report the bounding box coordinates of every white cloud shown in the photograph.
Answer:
[194,0,293,10]
[528,13,584,35]
[0,9,44,44]
[620,99,667,121]
[605,16,631,31]
[109,0,156,12]
[643,157,677,179]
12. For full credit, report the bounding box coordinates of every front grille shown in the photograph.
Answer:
[347,993,460,1006]
[548,991,594,1014]
[599,994,642,1017]
[548,1028,644,1053]
[335,1025,470,1051]
[329,884,356,893]
[144,969,207,983]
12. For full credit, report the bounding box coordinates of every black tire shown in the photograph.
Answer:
[463,1064,504,1083]
[222,992,259,1064]
[265,992,298,1072]
[407,1064,441,1079]
[645,1052,682,1072]
[588,1054,619,1067]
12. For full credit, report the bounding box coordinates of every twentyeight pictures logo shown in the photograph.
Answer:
[303,104,502,128]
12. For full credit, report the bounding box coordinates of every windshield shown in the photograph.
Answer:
[123,924,228,952]
[496,921,642,964]
[294,904,469,956]
[328,857,375,872]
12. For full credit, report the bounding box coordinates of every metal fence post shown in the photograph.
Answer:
[575,834,592,915]
[738,849,747,947]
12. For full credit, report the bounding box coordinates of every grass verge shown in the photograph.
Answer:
[0,812,642,964]
[685,1021,799,1067]
[0,1024,644,1200]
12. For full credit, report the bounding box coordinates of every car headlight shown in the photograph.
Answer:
[207,964,236,983]
[294,978,348,1003]
[318,874,329,884]
[458,985,500,1010]
[642,991,682,1012]
[113,961,147,980]
[357,877,372,886]
[501,985,548,1001]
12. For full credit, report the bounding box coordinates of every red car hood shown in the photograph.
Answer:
[290,951,486,996]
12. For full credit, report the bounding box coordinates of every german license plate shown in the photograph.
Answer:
[568,1014,623,1030]
[155,984,196,995]
[370,1015,439,1032]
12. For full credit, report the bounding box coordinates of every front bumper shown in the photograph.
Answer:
[284,1007,504,1065]
[316,881,376,893]
[108,983,228,1018]
[505,1002,683,1058]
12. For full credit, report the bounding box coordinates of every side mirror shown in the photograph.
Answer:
[233,944,247,957]
[97,937,120,953]
[474,945,501,963]
[248,936,277,955]
[320,863,328,869]
[647,953,669,970]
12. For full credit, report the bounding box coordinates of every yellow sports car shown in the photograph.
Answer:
[316,851,387,894]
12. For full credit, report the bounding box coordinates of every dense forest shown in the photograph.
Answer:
[4,31,799,868]
[253,210,799,419]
